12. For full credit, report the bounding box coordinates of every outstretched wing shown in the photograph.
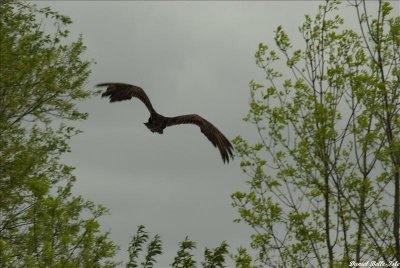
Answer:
[166,114,234,163]
[97,83,155,114]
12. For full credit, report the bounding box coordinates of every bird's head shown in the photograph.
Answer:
[144,121,151,130]
[144,117,152,127]
[144,117,163,134]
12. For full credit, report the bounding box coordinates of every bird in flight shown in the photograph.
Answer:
[97,82,234,163]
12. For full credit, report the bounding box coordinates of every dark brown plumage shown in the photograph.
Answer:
[97,82,234,163]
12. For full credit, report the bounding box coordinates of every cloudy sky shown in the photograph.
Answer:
[33,1,393,266]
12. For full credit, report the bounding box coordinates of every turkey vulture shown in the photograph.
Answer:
[97,82,234,163]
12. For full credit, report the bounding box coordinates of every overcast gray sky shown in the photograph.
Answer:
[34,1,393,267]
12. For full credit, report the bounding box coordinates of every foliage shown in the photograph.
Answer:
[126,226,232,268]
[171,237,197,268]
[231,247,259,268]
[232,0,399,267]
[0,0,118,267]
[201,241,229,268]
[126,225,162,268]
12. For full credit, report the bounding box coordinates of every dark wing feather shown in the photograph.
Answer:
[97,83,155,114]
[166,114,234,163]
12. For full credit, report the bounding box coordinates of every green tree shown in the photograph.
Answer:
[232,0,399,267]
[126,225,162,268]
[231,247,259,268]
[201,241,229,268]
[0,1,118,267]
[126,226,230,268]
[171,237,197,268]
